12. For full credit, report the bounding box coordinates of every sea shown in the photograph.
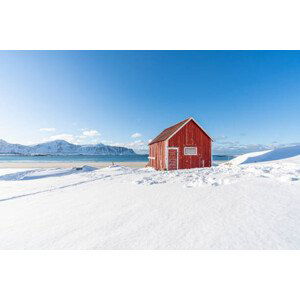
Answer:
[0,154,234,164]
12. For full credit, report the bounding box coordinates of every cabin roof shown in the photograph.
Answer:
[148,117,212,145]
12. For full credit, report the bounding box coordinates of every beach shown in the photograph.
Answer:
[0,161,147,169]
[0,154,229,169]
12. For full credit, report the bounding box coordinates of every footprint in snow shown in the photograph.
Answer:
[133,177,166,185]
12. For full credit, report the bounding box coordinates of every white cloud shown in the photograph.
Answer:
[82,130,100,137]
[109,140,148,153]
[131,133,142,139]
[213,135,228,141]
[100,140,112,144]
[39,127,56,132]
[77,136,101,145]
[42,130,102,145]
[43,134,76,143]
[213,140,273,155]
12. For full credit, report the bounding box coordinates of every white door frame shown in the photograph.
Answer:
[166,147,179,170]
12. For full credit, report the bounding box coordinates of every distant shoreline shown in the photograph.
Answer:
[0,160,228,169]
[0,161,148,169]
[0,153,143,156]
[0,153,234,166]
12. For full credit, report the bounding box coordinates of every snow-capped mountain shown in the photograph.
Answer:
[0,139,136,155]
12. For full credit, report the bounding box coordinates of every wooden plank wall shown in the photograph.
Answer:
[149,141,166,170]
[168,120,211,169]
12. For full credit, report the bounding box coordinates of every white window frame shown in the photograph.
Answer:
[184,147,197,156]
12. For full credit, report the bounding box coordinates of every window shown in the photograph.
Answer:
[184,147,197,155]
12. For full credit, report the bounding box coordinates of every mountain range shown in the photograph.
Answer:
[0,139,136,155]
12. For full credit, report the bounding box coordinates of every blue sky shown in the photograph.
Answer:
[0,51,299,154]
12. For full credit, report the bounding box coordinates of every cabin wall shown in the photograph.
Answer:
[149,141,166,170]
[168,120,211,169]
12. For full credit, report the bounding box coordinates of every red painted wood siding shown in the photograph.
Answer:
[168,119,211,169]
[149,141,166,170]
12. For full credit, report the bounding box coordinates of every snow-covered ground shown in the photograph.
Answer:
[0,146,299,249]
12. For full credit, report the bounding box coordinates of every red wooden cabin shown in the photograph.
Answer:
[148,117,213,170]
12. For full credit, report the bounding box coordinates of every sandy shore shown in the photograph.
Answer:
[0,161,147,169]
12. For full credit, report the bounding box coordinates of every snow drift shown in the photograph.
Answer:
[0,165,97,181]
[0,146,299,249]
[229,145,300,165]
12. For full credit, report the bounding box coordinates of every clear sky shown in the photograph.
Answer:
[0,51,299,154]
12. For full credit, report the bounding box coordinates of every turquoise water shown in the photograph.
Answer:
[0,154,234,163]
[0,154,149,163]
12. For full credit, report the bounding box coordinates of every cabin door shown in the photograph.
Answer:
[168,148,178,170]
